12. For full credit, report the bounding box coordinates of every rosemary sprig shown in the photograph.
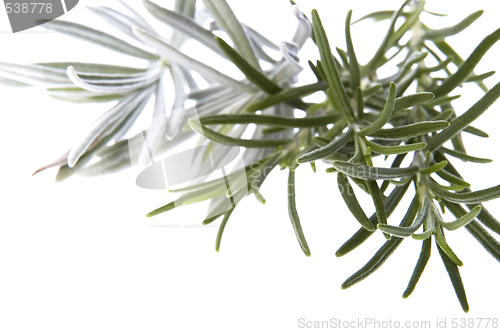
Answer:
[5,0,500,312]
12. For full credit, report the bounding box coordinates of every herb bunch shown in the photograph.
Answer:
[3,0,500,312]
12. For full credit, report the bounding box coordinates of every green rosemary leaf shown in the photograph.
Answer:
[335,181,411,257]
[188,119,291,148]
[425,10,483,40]
[202,0,260,69]
[310,162,316,173]
[337,173,374,231]
[402,237,431,298]
[314,60,327,80]
[432,27,500,98]
[199,113,336,128]
[41,20,159,60]
[215,36,281,94]
[312,10,354,119]
[434,169,470,188]
[419,161,448,175]
[202,211,225,225]
[251,187,266,205]
[431,181,500,205]
[394,92,435,112]
[437,242,469,312]
[358,82,396,136]
[336,47,350,70]
[352,10,397,24]
[308,60,322,81]
[418,57,454,73]
[345,10,360,92]
[366,140,426,155]
[463,125,489,138]
[426,80,500,152]
[422,94,461,107]
[246,81,327,112]
[432,182,465,192]
[133,27,253,91]
[440,147,492,163]
[424,9,447,17]
[435,225,463,266]
[215,208,234,252]
[146,201,177,218]
[335,228,370,257]
[432,109,454,121]
[142,0,223,56]
[340,195,419,289]
[439,205,481,231]
[297,129,353,163]
[466,71,495,82]
[330,161,418,180]
[288,168,311,256]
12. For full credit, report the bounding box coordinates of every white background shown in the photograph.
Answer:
[2,0,500,331]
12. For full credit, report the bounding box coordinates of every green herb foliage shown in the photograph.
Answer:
[7,0,500,312]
